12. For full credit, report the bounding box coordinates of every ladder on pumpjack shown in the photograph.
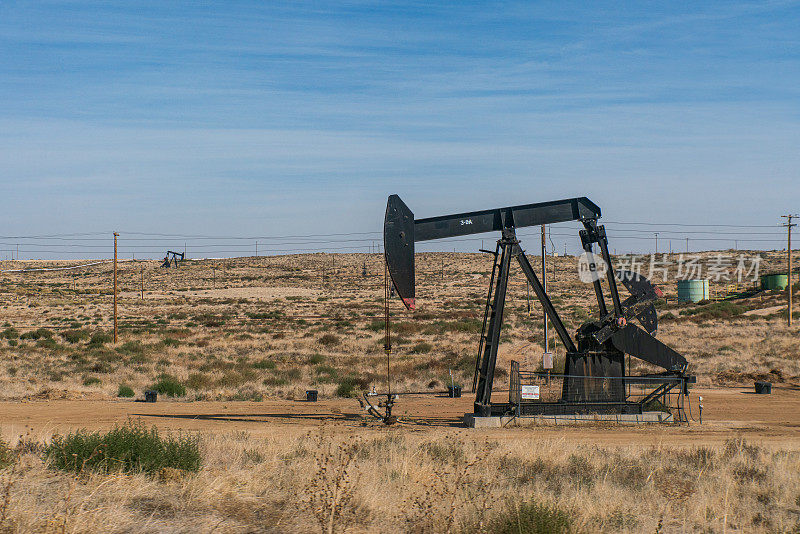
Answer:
[473,244,501,392]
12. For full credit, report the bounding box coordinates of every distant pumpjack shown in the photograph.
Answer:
[161,250,185,269]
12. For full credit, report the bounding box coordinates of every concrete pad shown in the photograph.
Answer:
[463,414,502,428]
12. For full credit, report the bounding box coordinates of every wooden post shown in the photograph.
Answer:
[140,265,144,300]
[113,232,119,343]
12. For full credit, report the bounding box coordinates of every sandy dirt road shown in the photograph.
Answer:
[1,386,799,447]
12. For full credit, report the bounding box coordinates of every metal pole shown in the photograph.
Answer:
[542,225,548,353]
[654,232,658,254]
[113,232,119,343]
[255,241,258,257]
[784,215,797,326]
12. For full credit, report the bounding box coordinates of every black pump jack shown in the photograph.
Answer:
[384,195,694,418]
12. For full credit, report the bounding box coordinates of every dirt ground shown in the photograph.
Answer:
[2,385,799,448]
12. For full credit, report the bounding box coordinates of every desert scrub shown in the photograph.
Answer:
[88,332,113,346]
[252,359,276,370]
[150,374,187,397]
[0,439,15,469]
[679,301,745,320]
[117,384,135,397]
[318,334,340,346]
[61,328,90,343]
[305,353,325,365]
[46,421,200,475]
[335,376,367,397]
[116,340,145,355]
[20,328,53,340]
[0,327,19,340]
[411,341,433,354]
[474,500,572,534]
[36,338,58,349]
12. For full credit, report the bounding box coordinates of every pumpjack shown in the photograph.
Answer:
[384,195,695,419]
[161,251,185,269]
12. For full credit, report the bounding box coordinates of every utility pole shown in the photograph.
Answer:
[783,215,797,326]
[654,232,659,254]
[542,225,548,353]
[140,265,144,300]
[113,232,119,343]
[255,241,258,257]
[686,238,689,253]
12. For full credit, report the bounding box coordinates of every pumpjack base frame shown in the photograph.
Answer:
[473,402,646,418]
[464,411,674,428]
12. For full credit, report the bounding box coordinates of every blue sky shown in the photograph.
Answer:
[0,1,798,257]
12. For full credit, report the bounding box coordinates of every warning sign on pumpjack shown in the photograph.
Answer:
[521,385,540,400]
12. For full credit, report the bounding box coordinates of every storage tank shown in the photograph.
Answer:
[761,273,789,291]
[677,279,709,303]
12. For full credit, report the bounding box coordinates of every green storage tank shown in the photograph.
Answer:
[677,279,709,303]
[761,273,789,291]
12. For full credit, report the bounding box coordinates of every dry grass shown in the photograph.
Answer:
[0,251,797,531]
[0,428,797,533]
[0,250,797,403]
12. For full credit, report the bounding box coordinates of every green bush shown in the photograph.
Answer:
[481,500,572,534]
[117,341,144,355]
[45,421,200,474]
[0,328,19,340]
[117,384,135,397]
[61,329,89,344]
[411,342,433,354]
[0,440,15,469]
[83,376,101,386]
[252,359,276,370]
[162,337,180,347]
[318,334,340,346]
[679,301,745,320]
[192,313,226,327]
[307,353,326,365]
[150,374,186,397]
[365,320,384,332]
[20,328,53,340]
[36,338,58,350]
[89,332,113,346]
[335,376,366,398]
